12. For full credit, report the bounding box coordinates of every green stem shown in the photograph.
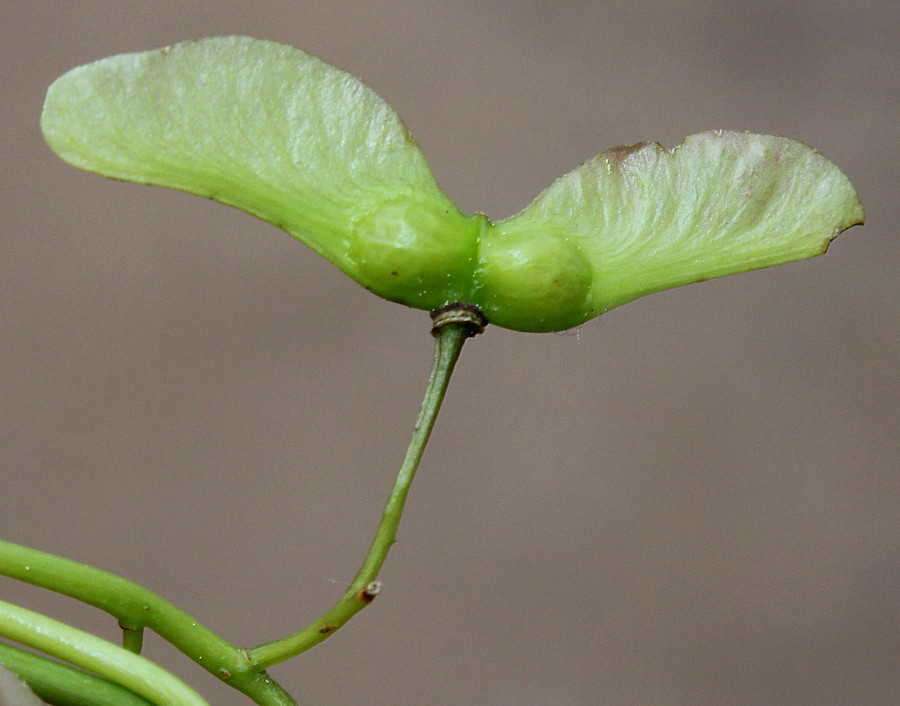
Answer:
[121,626,144,655]
[0,307,485,702]
[249,318,479,668]
[0,600,208,706]
[0,541,294,705]
[0,641,155,706]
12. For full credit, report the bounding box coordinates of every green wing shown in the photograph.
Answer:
[41,36,479,308]
[493,131,864,323]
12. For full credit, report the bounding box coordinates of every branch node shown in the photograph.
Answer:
[358,580,382,603]
[430,302,488,337]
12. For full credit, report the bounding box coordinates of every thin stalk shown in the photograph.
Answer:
[0,641,155,706]
[249,316,481,668]
[1,306,485,702]
[0,600,208,706]
[121,627,144,655]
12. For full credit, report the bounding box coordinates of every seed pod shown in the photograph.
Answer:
[41,38,864,333]
[475,229,593,332]
[350,199,480,310]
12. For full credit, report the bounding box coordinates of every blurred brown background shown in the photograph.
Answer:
[2,2,897,704]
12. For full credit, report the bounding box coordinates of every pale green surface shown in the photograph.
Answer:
[41,36,480,309]
[41,37,863,333]
[485,132,864,330]
[0,600,209,706]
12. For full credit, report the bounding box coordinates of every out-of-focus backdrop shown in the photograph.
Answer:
[2,2,897,704]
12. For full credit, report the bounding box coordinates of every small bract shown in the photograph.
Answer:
[41,36,864,332]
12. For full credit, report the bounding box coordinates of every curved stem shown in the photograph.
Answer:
[1,308,484,702]
[0,641,155,706]
[0,600,208,706]
[0,541,294,705]
[249,319,478,668]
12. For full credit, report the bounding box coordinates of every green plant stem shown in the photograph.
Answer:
[0,311,482,702]
[121,626,144,654]
[0,540,295,705]
[249,320,476,668]
[0,641,155,706]
[0,600,209,706]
